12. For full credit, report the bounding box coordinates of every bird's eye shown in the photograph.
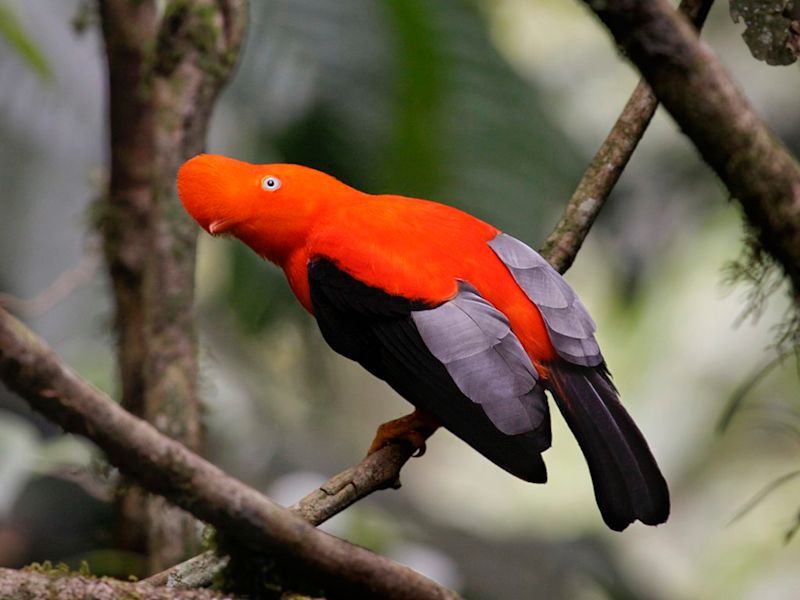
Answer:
[261,176,281,192]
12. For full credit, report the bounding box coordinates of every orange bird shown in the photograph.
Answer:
[178,154,669,531]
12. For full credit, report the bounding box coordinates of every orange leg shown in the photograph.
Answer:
[367,409,440,457]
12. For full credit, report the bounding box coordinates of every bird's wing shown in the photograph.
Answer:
[308,258,551,483]
[488,233,603,367]
[488,233,670,529]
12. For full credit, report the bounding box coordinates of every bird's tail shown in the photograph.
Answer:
[545,361,670,531]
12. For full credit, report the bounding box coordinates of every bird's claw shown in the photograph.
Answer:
[366,411,439,458]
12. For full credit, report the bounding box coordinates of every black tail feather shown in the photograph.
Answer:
[546,361,670,530]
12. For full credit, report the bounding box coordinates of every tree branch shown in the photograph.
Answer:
[0,306,459,600]
[0,567,231,600]
[581,0,800,300]
[144,444,418,589]
[540,0,714,273]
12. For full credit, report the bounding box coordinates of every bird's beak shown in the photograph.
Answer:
[177,153,257,236]
[209,218,237,235]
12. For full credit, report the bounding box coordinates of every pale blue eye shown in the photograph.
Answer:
[261,176,281,191]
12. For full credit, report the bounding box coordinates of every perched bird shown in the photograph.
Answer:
[177,154,670,531]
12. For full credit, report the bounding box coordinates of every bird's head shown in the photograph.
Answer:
[177,154,359,263]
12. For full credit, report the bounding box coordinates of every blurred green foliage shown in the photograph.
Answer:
[1,1,800,598]
[0,1,51,79]
[214,0,582,333]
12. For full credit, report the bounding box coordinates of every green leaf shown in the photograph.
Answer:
[0,2,52,79]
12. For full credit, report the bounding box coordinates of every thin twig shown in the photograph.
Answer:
[717,351,787,433]
[540,0,714,274]
[0,251,99,318]
[727,469,800,526]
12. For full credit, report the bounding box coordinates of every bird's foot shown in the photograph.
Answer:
[367,409,440,458]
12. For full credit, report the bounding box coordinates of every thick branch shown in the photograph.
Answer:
[581,0,800,298]
[0,307,459,600]
[540,0,713,273]
[145,444,418,589]
[0,567,230,600]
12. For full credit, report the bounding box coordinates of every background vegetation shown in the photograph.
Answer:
[0,1,799,598]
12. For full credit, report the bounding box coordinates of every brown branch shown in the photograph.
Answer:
[0,567,231,600]
[540,0,714,273]
[145,444,418,589]
[0,307,460,600]
[98,0,247,570]
[581,0,800,299]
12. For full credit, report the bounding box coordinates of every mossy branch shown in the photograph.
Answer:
[0,567,231,600]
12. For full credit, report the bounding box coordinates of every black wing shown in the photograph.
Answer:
[308,258,551,483]
[489,233,670,529]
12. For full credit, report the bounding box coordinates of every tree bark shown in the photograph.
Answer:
[145,443,419,588]
[581,0,800,301]
[0,567,232,600]
[98,0,247,571]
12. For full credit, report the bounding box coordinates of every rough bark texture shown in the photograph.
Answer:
[98,0,156,421]
[540,0,714,273]
[98,0,247,571]
[0,567,232,600]
[582,0,800,300]
[145,444,419,589]
[97,1,156,556]
[0,307,460,600]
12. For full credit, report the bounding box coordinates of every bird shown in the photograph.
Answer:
[177,153,670,531]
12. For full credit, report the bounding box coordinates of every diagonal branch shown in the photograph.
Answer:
[144,443,418,588]
[0,306,459,600]
[540,0,714,273]
[581,0,800,300]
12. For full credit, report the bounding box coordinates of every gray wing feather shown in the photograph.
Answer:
[412,283,549,437]
[488,233,604,368]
